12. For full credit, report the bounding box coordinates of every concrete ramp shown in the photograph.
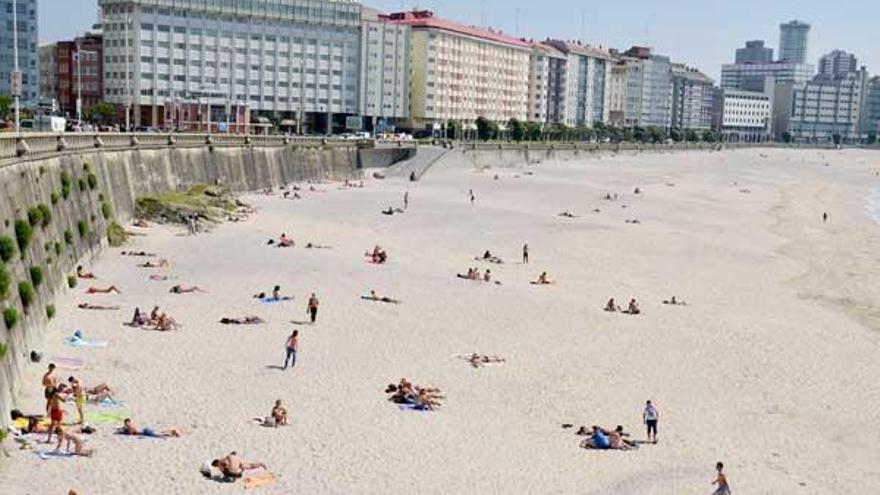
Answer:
[382,146,450,180]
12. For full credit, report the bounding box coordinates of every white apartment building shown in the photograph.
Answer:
[386,10,530,130]
[606,60,627,128]
[544,40,613,127]
[359,7,409,132]
[99,0,362,133]
[720,61,814,92]
[719,86,773,142]
[619,46,673,129]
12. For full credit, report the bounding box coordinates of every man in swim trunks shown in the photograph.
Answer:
[46,388,65,443]
[120,418,181,437]
[307,293,319,323]
[212,452,266,481]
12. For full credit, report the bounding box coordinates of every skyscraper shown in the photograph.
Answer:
[0,0,39,104]
[735,40,774,64]
[818,50,859,78]
[778,20,810,64]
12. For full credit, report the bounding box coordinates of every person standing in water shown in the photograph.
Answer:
[283,330,299,369]
[711,462,731,495]
[307,293,319,324]
[643,400,659,443]
[522,244,529,264]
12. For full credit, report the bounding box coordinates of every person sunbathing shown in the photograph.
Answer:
[54,425,94,457]
[85,285,120,294]
[119,418,180,438]
[76,266,96,279]
[626,299,641,315]
[457,268,477,280]
[268,234,293,247]
[211,452,267,481]
[78,303,120,310]
[362,290,400,304]
[220,316,265,325]
[138,259,169,268]
[254,400,289,427]
[414,389,443,410]
[149,274,171,281]
[305,242,331,249]
[663,296,687,306]
[155,313,179,331]
[85,383,115,402]
[149,306,161,325]
[558,211,578,218]
[170,285,205,294]
[604,298,621,312]
[121,251,156,257]
[254,285,291,301]
[466,353,506,368]
[534,272,553,285]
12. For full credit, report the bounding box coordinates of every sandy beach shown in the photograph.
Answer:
[2,147,879,494]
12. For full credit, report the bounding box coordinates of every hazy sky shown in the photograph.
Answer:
[40,0,879,80]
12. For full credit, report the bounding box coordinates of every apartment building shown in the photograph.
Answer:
[54,33,104,116]
[39,43,57,103]
[544,40,613,127]
[671,63,715,130]
[0,0,39,104]
[718,84,773,141]
[385,10,530,130]
[618,46,673,129]
[862,76,880,137]
[781,67,869,143]
[98,0,362,133]
[528,42,565,123]
[359,7,409,132]
[606,59,627,128]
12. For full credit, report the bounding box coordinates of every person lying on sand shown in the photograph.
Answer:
[625,219,641,224]
[119,418,181,438]
[267,233,294,247]
[85,285,121,294]
[580,425,637,450]
[305,242,331,249]
[54,425,94,457]
[154,313,179,331]
[362,290,400,304]
[121,251,156,257]
[475,251,504,264]
[366,246,388,264]
[663,296,687,306]
[220,316,265,325]
[83,383,114,402]
[604,298,621,312]
[253,285,292,301]
[558,211,579,218]
[211,452,267,482]
[465,353,506,368]
[533,272,554,285]
[625,299,641,315]
[138,259,169,268]
[253,400,289,427]
[170,285,206,294]
[76,266,96,279]
[78,303,120,311]
[149,274,172,281]
[385,379,445,409]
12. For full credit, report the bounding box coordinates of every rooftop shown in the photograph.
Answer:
[383,10,530,49]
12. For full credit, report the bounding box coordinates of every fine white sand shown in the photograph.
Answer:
[2,148,880,494]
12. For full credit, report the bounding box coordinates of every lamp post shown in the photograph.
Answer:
[11,0,21,132]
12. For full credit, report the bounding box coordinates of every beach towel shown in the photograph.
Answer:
[66,338,108,348]
[49,356,85,370]
[243,468,276,489]
[84,411,127,424]
[258,297,293,304]
[397,404,434,413]
[35,450,75,460]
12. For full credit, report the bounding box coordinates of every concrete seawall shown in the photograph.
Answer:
[0,141,393,422]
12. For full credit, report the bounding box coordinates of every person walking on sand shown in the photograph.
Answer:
[283,330,299,370]
[823,212,828,223]
[522,244,529,264]
[307,293,319,324]
[711,462,731,495]
[469,189,475,204]
[643,400,659,444]
[404,191,409,209]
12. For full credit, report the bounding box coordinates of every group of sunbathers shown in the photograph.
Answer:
[130,306,180,331]
[385,379,445,411]
[579,425,639,450]
[458,267,493,283]
[366,245,388,264]
[604,298,640,315]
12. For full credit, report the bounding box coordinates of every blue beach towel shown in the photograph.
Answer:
[258,297,293,304]
[35,450,75,460]
[66,337,108,348]
[397,404,434,413]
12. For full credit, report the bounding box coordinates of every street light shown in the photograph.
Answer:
[11,0,21,132]
[75,46,98,124]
